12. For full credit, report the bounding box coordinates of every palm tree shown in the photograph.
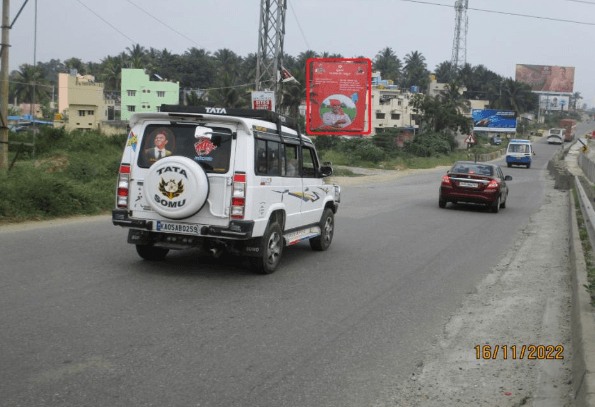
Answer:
[433,61,452,83]
[402,51,429,90]
[185,90,208,106]
[208,72,247,108]
[571,92,582,110]
[373,47,401,82]
[214,48,240,77]
[295,50,318,73]
[498,79,537,113]
[64,58,86,74]
[99,55,124,95]
[12,64,48,104]
[439,81,471,113]
[280,68,306,119]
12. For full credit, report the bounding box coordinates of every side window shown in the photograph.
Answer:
[302,147,318,178]
[284,145,299,177]
[255,140,267,174]
[254,139,281,176]
[267,141,280,176]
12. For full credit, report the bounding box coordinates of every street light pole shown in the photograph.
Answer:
[0,0,9,170]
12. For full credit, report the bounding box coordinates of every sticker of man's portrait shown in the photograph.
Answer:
[144,128,176,163]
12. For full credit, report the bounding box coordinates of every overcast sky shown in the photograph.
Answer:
[7,0,595,107]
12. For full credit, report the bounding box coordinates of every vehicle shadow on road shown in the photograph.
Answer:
[124,244,313,279]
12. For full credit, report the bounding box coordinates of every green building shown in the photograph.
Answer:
[121,69,179,121]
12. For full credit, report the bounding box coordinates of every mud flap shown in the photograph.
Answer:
[241,237,264,257]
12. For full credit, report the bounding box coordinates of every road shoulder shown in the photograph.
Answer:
[382,176,573,406]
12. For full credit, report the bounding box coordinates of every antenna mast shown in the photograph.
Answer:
[450,0,468,80]
[255,0,287,103]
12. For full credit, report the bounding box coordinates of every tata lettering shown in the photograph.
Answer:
[156,166,188,178]
[205,107,227,114]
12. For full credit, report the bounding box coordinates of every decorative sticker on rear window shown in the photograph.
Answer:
[194,137,217,161]
[127,131,138,152]
[144,127,176,163]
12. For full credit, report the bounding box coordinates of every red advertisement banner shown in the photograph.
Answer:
[307,59,371,135]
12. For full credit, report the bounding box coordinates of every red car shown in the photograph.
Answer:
[439,161,512,213]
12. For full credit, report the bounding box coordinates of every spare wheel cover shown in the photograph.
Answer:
[144,156,210,219]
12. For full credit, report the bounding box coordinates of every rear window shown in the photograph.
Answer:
[450,163,494,176]
[137,124,232,173]
[549,129,561,135]
[508,143,529,153]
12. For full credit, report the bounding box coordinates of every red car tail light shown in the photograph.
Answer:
[486,179,499,189]
[441,175,452,185]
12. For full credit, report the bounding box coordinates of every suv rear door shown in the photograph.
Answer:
[131,121,236,227]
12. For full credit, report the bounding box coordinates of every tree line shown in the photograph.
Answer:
[9,44,583,122]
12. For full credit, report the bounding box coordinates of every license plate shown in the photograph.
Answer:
[459,182,478,188]
[156,221,200,235]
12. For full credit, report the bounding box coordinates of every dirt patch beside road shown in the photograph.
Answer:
[327,166,451,186]
[379,177,573,406]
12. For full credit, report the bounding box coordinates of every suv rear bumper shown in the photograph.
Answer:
[112,209,255,239]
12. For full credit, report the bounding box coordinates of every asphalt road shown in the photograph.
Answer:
[0,135,574,407]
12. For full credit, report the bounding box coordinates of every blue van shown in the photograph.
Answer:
[506,139,534,168]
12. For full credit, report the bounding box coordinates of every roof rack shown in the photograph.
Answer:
[160,105,299,132]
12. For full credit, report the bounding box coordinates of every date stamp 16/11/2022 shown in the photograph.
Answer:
[475,344,564,360]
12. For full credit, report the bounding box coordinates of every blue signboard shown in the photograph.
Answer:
[472,109,517,133]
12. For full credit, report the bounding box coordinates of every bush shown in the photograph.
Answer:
[351,141,386,163]
[404,132,452,157]
[0,164,102,220]
[312,135,341,151]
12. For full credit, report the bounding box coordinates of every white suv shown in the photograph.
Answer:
[112,105,340,274]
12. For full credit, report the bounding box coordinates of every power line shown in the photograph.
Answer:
[395,0,595,26]
[74,0,136,44]
[567,0,595,4]
[124,0,204,49]
[287,0,311,50]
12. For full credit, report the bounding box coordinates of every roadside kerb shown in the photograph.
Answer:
[569,188,595,406]
[559,139,595,406]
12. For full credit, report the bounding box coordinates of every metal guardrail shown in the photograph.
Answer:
[578,150,595,184]
[574,175,595,245]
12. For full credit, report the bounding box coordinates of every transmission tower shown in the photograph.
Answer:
[450,0,468,80]
[255,0,287,101]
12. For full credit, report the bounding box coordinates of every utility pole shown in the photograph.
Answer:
[0,0,9,170]
[255,0,287,111]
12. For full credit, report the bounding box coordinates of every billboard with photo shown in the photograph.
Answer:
[539,94,570,111]
[515,64,575,93]
[306,58,372,135]
[472,110,517,133]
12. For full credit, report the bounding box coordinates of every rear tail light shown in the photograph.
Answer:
[231,172,246,219]
[486,179,499,189]
[116,164,131,208]
[441,175,452,185]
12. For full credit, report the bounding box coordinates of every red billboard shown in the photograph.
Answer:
[515,64,575,93]
[306,58,371,135]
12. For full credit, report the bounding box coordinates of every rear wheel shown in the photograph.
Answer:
[491,196,500,213]
[438,197,447,208]
[526,163,531,169]
[507,162,512,168]
[250,222,283,274]
[136,244,169,261]
[310,208,334,251]
[500,192,507,208]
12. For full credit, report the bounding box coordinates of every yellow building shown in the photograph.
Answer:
[57,72,114,132]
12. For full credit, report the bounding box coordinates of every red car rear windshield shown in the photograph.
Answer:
[450,164,494,176]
